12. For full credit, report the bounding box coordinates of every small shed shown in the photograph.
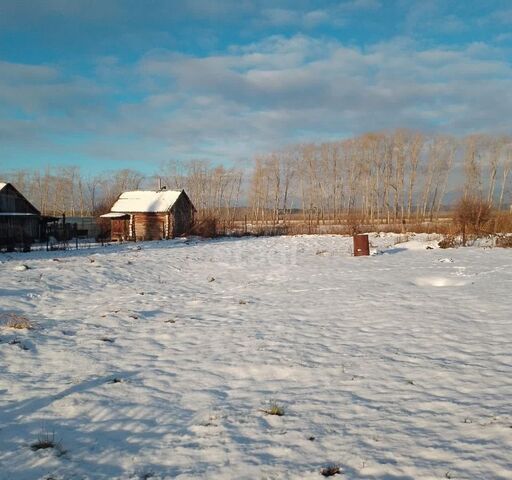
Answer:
[101,189,196,241]
[0,182,42,250]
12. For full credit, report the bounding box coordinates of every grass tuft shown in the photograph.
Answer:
[2,313,33,330]
[320,464,341,477]
[260,401,285,416]
[30,428,66,456]
[107,377,123,384]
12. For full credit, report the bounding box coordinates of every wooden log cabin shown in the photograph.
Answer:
[101,189,196,241]
[0,182,42,250]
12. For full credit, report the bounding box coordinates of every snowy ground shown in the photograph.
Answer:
[0,234,511,480]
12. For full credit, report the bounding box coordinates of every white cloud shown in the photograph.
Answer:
[491,7,512,24]
[2,34,512,168]
[258,0,381,30]
[260,8,334,29]
[343,0,382,11]
[0,61,59,83]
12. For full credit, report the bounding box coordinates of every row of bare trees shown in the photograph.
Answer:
[2,131,511,223]
[1,161,245,220]
[2,167,144,217]
[160,160,244,222]
[249,131,512,226]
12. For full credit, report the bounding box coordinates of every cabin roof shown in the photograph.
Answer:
[0,212,39,216]
[100,212,130,219]
[0,182,41,215]
[110,189,184,213]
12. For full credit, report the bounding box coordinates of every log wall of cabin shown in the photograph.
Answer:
[0,184,41,246]
[171,194,194,237]
[133,212,168,241]
[0,217,40,246]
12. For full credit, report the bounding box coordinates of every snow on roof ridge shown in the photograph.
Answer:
[110,189,184,213]
[121,189,182,194]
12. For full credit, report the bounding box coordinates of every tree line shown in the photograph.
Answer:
[2,131,511,223]
[250,131,512,226]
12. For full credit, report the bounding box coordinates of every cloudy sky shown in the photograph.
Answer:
[1,0,512,174]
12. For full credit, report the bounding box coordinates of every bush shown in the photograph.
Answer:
[492,212,512,233]
[454,197,491,246]
[496,235,512,248]
[96,217,111,242]
[346,213,363,235]
[191,216,218,238]
[438,235,458,249]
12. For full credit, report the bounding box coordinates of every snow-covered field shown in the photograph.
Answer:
[0,234,511,480]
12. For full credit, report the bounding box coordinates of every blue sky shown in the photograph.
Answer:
[1,0,512,175]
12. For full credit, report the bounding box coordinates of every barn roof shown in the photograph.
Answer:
[0,182,41,215]
[0,212,39,216]
[111,189,184,213]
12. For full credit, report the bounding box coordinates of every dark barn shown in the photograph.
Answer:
[101,189,196,241]
[0,182,42,250]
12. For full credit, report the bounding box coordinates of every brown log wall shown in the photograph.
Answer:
[0,184,41,247]
[0,217,40,247]
[170,194,194,236]
[133,213,168,241]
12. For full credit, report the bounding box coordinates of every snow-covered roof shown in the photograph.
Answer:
[111,190,183,213]
[100,212,130,218]
[0,212,39,216]
[0,182,7,192]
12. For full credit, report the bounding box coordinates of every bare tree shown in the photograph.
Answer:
[498,139,512,210]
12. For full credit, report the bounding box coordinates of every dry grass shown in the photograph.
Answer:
[454,197,492,245]
[197,210,512,239]
[492,213,512,234]
[496,235,512,248]
[229,215,457,237]
[438,235,459,249]
[2,313,33,330]
[259,401,285,416]
[191,216,218,238]
[30,428,65,456]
